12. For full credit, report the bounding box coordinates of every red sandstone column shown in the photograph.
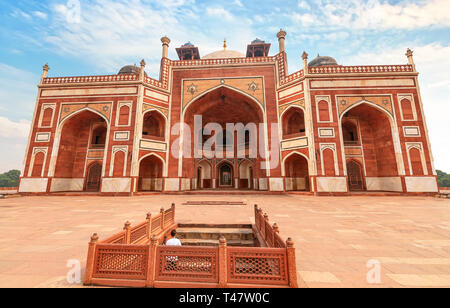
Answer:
[286,238,298,288]
[146,212,152,239]
[171,203,176,222]
[146,235,158,288]
[160,208,165,229]
[218,236,228,288]
[124,221,131,244]
[84,233,99,285]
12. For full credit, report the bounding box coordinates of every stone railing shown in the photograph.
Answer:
[308,64,414,75]
[83,204,298,288]
[254,205,286,248]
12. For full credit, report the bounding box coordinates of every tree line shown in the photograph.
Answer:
[0,170,20,187]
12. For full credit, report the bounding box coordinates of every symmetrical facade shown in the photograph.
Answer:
[19,30,439,195]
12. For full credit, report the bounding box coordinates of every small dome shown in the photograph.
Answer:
[182,42,194,47]
[202,50,245,59]
[308,55,338,67]
[251,38,265,44]
[118,65,141,75]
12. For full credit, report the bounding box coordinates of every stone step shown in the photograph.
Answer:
[176,227,254,241]
[180,238,255,247]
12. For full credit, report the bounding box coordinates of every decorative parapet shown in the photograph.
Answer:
[308,64,414,75]
[280,70,304,86]
[42,73,139,84]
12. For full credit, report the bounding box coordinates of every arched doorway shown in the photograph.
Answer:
[341,103,399,191]
[139,155,163,191]
[284,153,309,191]
[218,162,233,188]
[86,162,102,192]
[347,160,364,191]
[239,160,254,189]
[53,110,108,192]
[184,86,264,190]
[197,160,212,189]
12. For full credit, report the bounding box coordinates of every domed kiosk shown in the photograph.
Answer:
[308,55,339,67]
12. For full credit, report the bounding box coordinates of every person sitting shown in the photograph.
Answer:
[166,229,182,246]
[165,229,181,270]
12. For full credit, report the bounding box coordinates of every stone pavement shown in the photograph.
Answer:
[0,194,449,288]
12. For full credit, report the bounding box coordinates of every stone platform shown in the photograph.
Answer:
[0,194,449,288]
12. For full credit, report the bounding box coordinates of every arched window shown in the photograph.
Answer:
[113,151,125,177]
[282,108,305,138]
[91,125,107,148]
[342,121,359,145]
[118,105,130,126]
[31,152,45,177]
[409,147,424,175]
[401,99,414,120]
[322,148,336,176]
[41,108,53,127]
[318,100,330,122]
[142,111,165,139]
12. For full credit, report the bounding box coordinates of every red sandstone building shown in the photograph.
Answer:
[19,30,439,195]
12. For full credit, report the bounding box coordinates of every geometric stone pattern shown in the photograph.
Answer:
[156,246,218,282]
[60,103,112,123]
[93,245,148,280]
[337,96,393,117]
[143,103,168,118]
[227,248,288,284]
[182,77,264,110]
[279,99,305,115]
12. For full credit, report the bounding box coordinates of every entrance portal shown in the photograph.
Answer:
[86,163,102,192]
[219,164,233,187]
[347,160,364,191]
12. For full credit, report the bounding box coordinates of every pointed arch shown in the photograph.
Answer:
[340,99,394,122]
[183,84,265,116]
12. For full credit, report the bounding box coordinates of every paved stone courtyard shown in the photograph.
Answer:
[0,194,449,288]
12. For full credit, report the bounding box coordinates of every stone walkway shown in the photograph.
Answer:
[0,194,449,288]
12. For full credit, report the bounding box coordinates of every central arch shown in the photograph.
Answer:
[340,102,400,192]
[52,109,109,192]
[184,86,265,190]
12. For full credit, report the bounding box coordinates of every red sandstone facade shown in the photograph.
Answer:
[19,31,439,195]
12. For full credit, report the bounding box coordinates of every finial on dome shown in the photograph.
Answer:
[223,39,227,50]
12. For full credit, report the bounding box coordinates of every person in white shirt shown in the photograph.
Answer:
[165,229,182,268]
[166,229,182,246]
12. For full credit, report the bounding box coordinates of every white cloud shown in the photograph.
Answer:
[0,117,30,139]
[298,1,311,10]
[206,7,234,21]
[290,0,450,31]
[345,43,450,172]
[0,63,39,120]
[234,0,244,7]
[32,11,48,20]
[0,117,30,173]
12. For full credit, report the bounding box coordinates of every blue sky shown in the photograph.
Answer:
[0,0,449,173]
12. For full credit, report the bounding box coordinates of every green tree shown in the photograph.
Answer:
[437,170,450,187]
[0,170,21,187]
